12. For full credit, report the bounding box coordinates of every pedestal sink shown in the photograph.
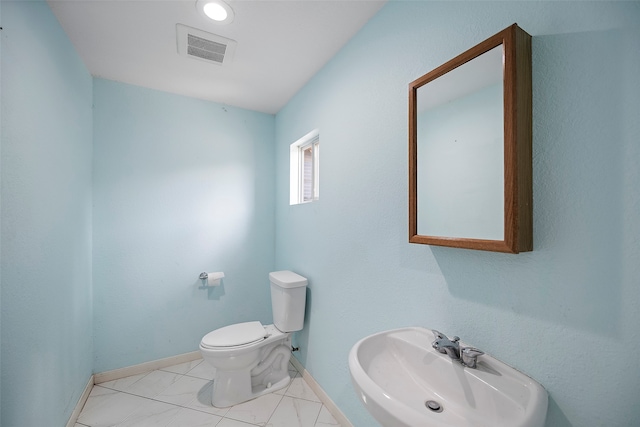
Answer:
[348,327,548,427]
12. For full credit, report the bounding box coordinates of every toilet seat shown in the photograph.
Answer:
[201,321,267,349]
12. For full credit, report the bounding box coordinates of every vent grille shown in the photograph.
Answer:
[176,24,237,65]
[187,34,227,63]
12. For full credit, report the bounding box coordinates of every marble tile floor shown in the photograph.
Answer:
[75,358,342,427]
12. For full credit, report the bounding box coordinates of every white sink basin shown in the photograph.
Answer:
[348,327,548,427]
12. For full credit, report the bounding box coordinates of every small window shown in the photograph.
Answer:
[290,130,319,205]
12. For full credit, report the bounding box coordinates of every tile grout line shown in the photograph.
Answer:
[81,379,332,427]
[89,384,227,419]
[289,356,353,427]
[237,390,285,427]
[96,368,306,423]
[73,351,350,427]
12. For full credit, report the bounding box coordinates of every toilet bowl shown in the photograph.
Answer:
[199,271,308,407]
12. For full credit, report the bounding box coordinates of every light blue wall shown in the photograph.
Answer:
[0,1,93,426]
[276,2,640,426]
[92,79,276,372]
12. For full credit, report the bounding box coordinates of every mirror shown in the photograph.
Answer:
[409,24,532,253]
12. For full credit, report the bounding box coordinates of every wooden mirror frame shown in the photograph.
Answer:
[409,24,532,253]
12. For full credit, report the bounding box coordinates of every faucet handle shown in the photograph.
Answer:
[451,336,460,343]
[431,329,447,340]
[461,347,484,369]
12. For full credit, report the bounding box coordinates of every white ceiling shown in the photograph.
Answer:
[48,0,386,114]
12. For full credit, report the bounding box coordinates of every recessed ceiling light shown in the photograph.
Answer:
[196,0,234,24]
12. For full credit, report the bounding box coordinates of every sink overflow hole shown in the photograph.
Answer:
[425,400,443,413]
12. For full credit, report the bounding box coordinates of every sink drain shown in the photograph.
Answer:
[425,400,443,413]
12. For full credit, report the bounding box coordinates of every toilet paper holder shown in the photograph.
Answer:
[199,271,225,287]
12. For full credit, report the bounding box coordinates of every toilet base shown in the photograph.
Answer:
[209,335,293,408]
[212,371,291,408]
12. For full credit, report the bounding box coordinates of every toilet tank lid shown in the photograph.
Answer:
[269,270,308,288]
[201,321,266,348]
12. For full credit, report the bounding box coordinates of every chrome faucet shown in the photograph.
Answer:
[431,329,461,359]
[431,330,484,369]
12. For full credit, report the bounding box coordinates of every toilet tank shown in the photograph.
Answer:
[269,270,308,332]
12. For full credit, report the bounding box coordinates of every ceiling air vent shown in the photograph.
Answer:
[176,23,237,66]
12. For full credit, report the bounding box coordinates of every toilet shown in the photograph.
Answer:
[199,270,308,408]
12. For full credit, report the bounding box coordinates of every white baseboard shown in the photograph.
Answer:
[290,356,354,427]
[65,374,94,427]
[94,350,202,384]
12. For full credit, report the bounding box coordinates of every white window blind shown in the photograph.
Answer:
[290,130,319,205]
